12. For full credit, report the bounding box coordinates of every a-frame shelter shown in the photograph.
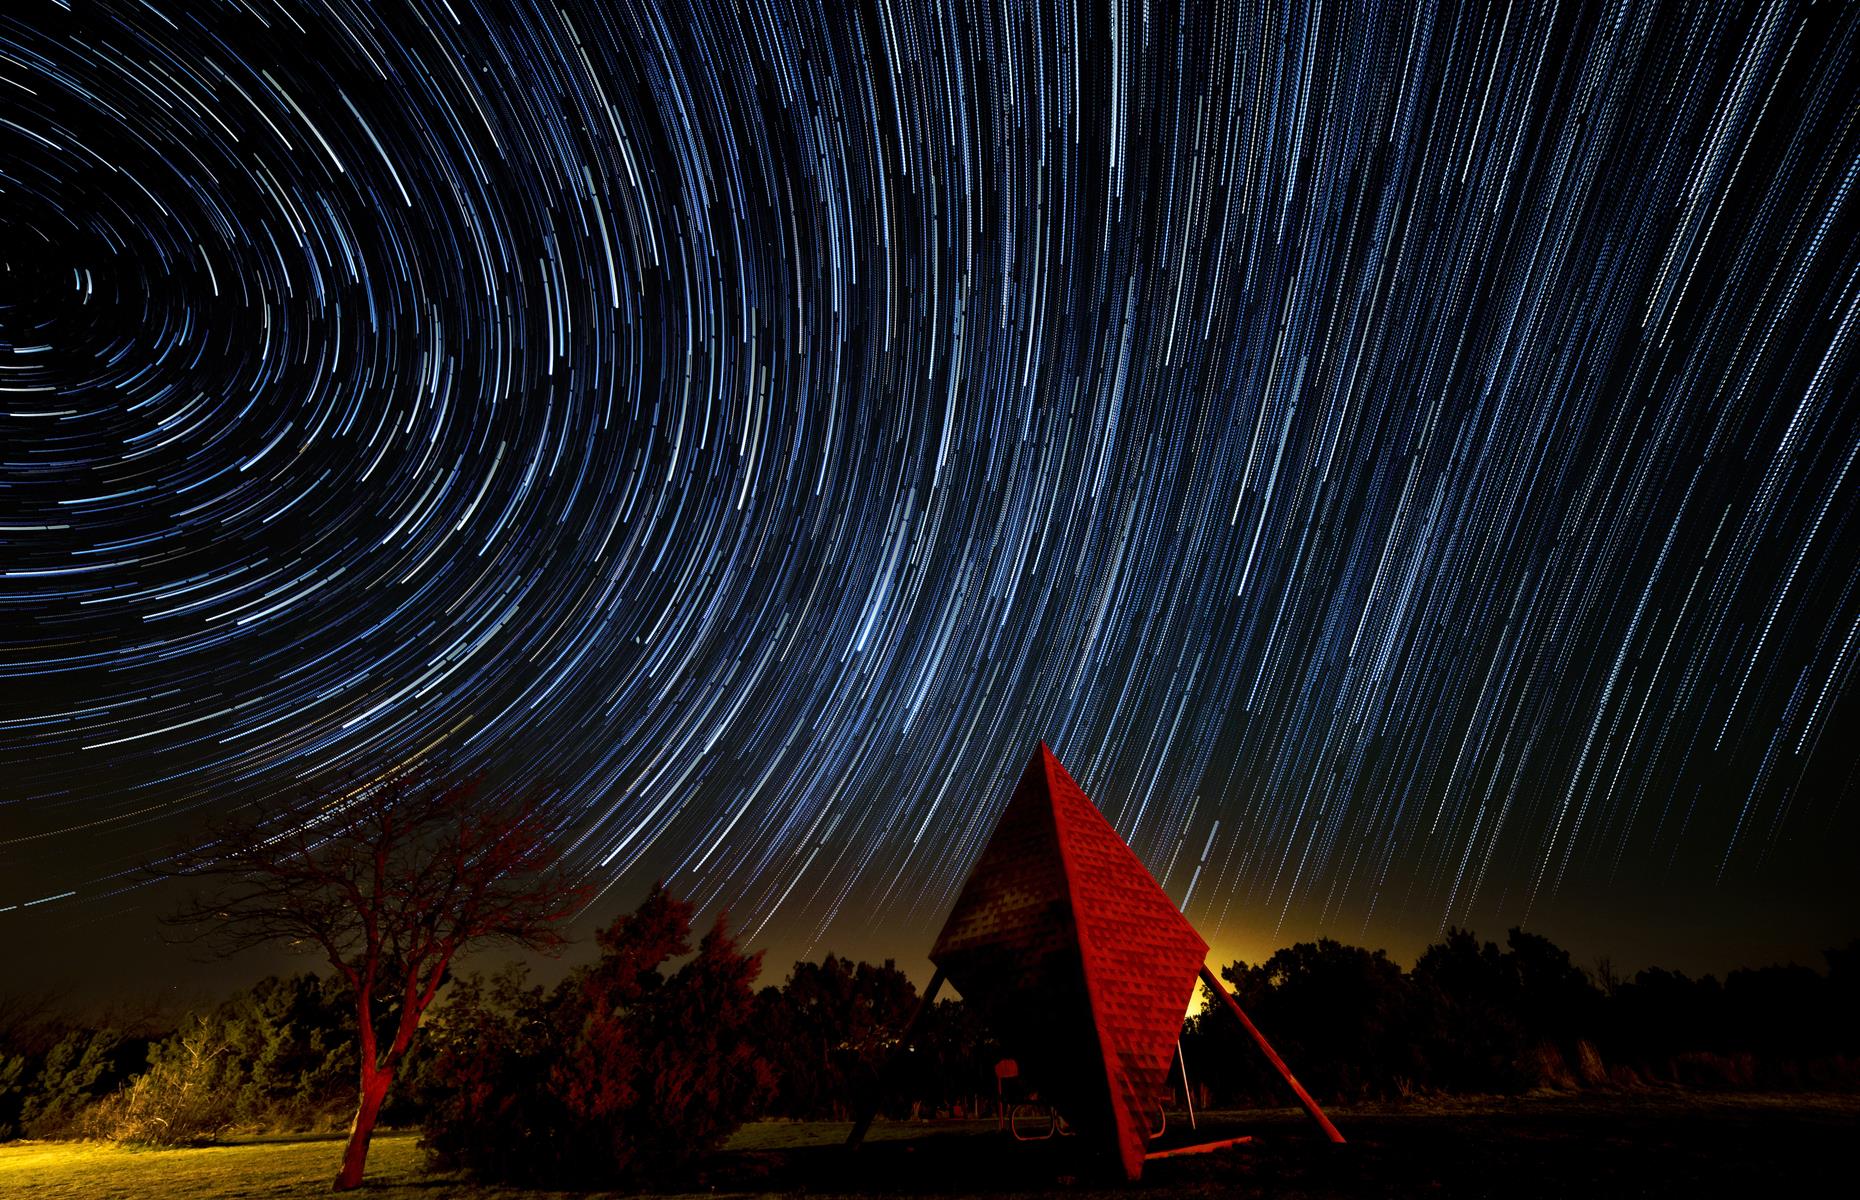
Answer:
[848,743,1342,1180]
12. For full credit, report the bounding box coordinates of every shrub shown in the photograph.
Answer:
[1574,1040,1607,1087]
[1524,1042,1577,1090]
[20,1027,150,1137]
[421,884,773,1187]
[78,1015,237,1144]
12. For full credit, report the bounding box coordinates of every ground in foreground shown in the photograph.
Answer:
[1,1092,1853,1199]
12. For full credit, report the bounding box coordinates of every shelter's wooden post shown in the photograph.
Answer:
[1198,964,1345,1143]
[1177,1037,1196,1130]
[846,967,946,1149]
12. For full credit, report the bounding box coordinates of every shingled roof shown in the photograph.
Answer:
[931,743,1207,1180]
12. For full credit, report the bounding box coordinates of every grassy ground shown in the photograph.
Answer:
[1,1092,1854,1199]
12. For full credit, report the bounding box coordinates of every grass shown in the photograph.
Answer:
[2,1092,1855,1198]
[0,1133,431,1200]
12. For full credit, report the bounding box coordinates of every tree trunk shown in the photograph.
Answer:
[334,1066,393,1191]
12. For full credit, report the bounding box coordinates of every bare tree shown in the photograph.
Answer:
[1594,955,1622,999]
[164,773,584,1190]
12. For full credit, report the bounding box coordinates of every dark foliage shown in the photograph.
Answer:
[5,926,1856,1163]
[17,1027,154,1137]
[902,996,1005,1118]
[420,883,773,1187]
[1188,939,1427,1102]
[1185,931,1860,1105]
[0,974,355,1144]
[753,954,919,1119]
[0,991,168,1140]
[1408,927,1532,1091]
[129,974,354,1140]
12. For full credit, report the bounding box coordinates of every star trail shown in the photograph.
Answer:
[2,0,1857,973]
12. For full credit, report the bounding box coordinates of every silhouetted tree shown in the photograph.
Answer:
[164,774,583,1190]
[0,990,66,1139]
[1412,927,1533,1090]
[1600,966,1722,1070]
[1826,938,1860,1055]
[1507,927,1603,1049]
[422,883,773,1186]
[906,996,1001,1117]
[1191,939,1422,1103]
[0,991,168,1140]
[1723,963,1835,1059]
[756,954,918,1118]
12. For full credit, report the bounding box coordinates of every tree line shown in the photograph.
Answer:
[1182,929,1860,1103]
[5,774,1850,1190]
[4,898,1855,1185]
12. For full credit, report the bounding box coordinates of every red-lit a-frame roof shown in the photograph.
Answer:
[931,743,1207,1180]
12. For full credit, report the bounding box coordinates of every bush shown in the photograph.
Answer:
[112,974,354,1143]
[19,1027,151,1138]
[0,973,357,1146]
[213,973,353,1130]
[421,883,772,1186]
[78,1015,237,1144]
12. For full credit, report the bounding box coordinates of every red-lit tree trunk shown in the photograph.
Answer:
[163,775,584,1192]
[332,951,448,1190]
[334,962,397,1193]
[336,1062,393,1191]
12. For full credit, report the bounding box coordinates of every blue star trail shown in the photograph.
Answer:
[1,0,1856,959]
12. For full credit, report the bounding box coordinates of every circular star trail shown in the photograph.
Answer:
[2,0,1857,959]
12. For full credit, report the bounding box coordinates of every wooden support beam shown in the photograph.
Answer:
[1198,964,1345,1143]
[1144,1135,1253,1160]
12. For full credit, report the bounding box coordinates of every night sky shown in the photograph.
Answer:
[3,0,1857,994]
